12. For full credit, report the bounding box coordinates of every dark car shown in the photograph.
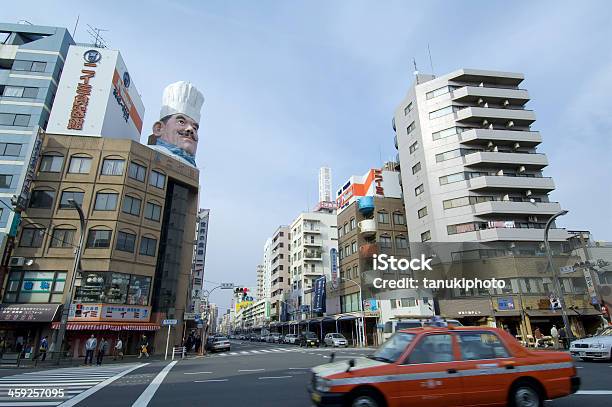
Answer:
[299,332,320,347]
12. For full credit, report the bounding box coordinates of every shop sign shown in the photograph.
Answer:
[330,248,338,289]
[457,310,483,316]
[497,297,515,311]
[69,303,151,322]
[67,50,99,130]
[0,304,60,322]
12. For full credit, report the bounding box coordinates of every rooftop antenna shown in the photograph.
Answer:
[427,43,435,77]
[72,15,80,39]
[85,24,109,48]
[17,20,33,25]
[413,58,420,84]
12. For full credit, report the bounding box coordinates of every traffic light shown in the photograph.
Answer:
[234,287,249,301]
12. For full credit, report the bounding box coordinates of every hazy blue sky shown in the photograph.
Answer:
[6,1,612,312]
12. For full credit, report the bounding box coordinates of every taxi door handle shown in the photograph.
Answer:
[447,368,458,374]
[501,361,516,370]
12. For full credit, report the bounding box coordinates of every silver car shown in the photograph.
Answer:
[324,333,348,347]
[210,337,231,352]
[570,326,612,361]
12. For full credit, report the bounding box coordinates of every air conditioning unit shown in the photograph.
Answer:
[9,257,25,267]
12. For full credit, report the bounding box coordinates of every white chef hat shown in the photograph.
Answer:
[159,81,204,123]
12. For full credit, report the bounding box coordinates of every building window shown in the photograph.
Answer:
[406,121,416,135]
[116,231,137,253]
[432,126,463,141]
[429,105,458,119]
[400,297,416,307]
[50,228,75,248]
[390,299,397,309]
[0,113,31,127]
[412,162,421,174]
[101,159,125,176]
[439,172,467,185]
[351,241,357,254]
[344,244,351,256]
[343,223,349,234]
[94,192,118,211]
[377,211,389,224]
[421,230,431,242]
[0,175,11,189]
[0,143,22,156]
[122,195,141,216]
[3,271,66,304]
[149,170,166,189]
[12,60,47,72]
[86,229,112,248]
[128,162,147,182]
[59,190,84,209]
[29,189,55,209]
[426,85,452,100]
[338,227,343,238]
[3,86,38,98]
[39,154,64,172]
[404,102,413,115]
[350,218,356,230]
[393,212,405,225]
[379,235,392,249]
[418,206,428,218]
[409,141,419,154]
[19,227,45,248]
[140,237,157,257]
[144,202,162,221]
[68,155,92,174]
[415,184,424,196]
[395,236,408,249]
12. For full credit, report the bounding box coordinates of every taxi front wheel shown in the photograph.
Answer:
[510,383,543,407]
[348,389,385,407]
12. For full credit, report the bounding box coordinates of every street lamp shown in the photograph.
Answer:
[337,276,366,347]
[544,210,572,341]
[53,199,86,362]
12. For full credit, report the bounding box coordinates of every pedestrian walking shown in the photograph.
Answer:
[194,335,201,354]
[113,338,123,360]
[534,327,543,347]
[138,335,149,358]
[96,338,108,366]
[84,335,97,365]
[550,325,559,349]
[38,336,49,361]
[559,326,568,349]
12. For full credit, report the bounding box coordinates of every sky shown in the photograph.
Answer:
[6,0,612,313]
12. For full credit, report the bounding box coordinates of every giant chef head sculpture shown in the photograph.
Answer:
[148,81,204,166]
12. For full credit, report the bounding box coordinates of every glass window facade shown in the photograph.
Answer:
[4,271,66,303]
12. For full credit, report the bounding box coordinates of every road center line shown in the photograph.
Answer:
[195,379,228,383]
[238,369,265,372]
[132,361,178,407]
[575,390,612,395]
[258,376,293,380]
[59,363,147,407]
[288,368,310,370]
[183,371,213,375]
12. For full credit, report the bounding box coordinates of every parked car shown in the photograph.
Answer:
[309,326,580,407]
[284,334,298,344]
[270,333,282,343]
[206,336,230,353]
[259,334,269,342]
[570,326,612,361]
[382,318,463,341]
[299,332,320,347]
[323,333,348,347]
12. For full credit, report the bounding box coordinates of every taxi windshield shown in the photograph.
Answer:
[370,332,415,363]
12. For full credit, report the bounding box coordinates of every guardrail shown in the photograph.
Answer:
[172,346,186,360]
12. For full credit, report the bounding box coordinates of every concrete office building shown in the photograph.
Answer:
[256,264,264,300]
[187,208,210,313]
[269,225,290,321]
[0,23,74,279]
[391,69,598,336]
[288,211,337,321]
[3,134,198,355]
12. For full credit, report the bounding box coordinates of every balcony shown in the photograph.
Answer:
[472,201,563,216]
[358,219,376,238]
[449,69,524,88]
[303,228,321,234]
[478,227,570,242]
[463,151,548,170]
[455,106,536,127]
[303,240,322,247]
[452,86,530,105]
[304,251,322,261]
[459,129,542,147]
[468,175,555,193]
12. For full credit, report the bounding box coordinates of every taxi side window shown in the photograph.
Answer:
[406,334,454,364]
[457,332,510,360]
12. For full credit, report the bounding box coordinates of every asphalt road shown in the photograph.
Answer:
[0,340,610,406]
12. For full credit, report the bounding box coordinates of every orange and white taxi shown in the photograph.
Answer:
[309,326,579,407]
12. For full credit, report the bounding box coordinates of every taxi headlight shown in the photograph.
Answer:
[314,376,331,392]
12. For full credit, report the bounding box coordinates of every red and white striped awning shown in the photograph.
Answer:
[51,322,160,331]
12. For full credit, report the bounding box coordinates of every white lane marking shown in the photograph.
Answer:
[229,352,239,355]
[575,390,612,395]
[131,361,177,407]
[288,368,310,370]
[258,376,292,380]
[183,372,213,375]
[576,366,584,369]
[240,351,249,355]
[59,363,147,407]
[250,350,262,354]
[238,369,265,372]
[0,403,61,406]
[260,350,273,353]
[194,379,228,383]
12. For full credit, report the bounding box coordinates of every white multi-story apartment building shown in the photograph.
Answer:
[393,69,568,248]
[288,211,337,320]
[262,238,273,301]
[256,264,264,300]
[269,226,290,320]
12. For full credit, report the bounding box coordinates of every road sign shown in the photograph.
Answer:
[559,266,574,275]
[220,283,234,289]
[162,319,178,326]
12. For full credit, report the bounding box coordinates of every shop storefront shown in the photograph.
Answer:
[438,298,495,327]
[0,304,61,355]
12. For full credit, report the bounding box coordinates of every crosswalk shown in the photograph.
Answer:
[0,363,144,406]
[207,346,369,358]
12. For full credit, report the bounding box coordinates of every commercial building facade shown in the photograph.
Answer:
[269,226,290,321]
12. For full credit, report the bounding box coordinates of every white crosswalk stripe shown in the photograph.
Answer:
[0,363,144,406]
[207,346,371,358]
